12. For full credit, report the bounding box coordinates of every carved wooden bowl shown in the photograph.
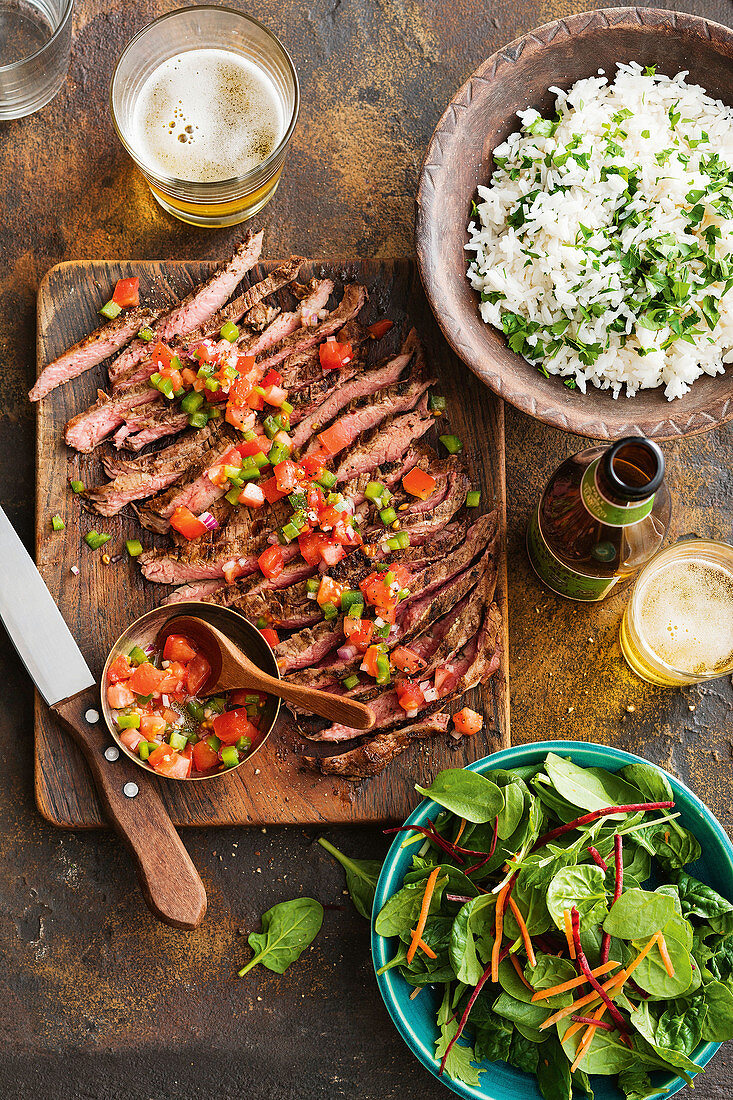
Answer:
[416,7,733,440]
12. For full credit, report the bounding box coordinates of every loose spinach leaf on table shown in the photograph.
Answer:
[434,985,484,1087]
[547,865,608,932]
[415,768,504,823]
[602,888,677,939]
[317,837,381,920]
[239,897,324,976]
[700,980,733,1041]
[536,1036,572,1100]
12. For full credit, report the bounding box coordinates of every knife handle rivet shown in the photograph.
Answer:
[123,782,139,799]
[104,746,120,762]
[85,708,100,724]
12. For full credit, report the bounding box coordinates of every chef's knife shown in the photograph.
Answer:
[0,506,207,929]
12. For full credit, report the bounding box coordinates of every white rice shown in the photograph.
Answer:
[465,63,733,400]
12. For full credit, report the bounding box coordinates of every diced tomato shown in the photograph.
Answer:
[150,340,174,371]
[191,342,212,363]
[228,375,252,405]
[128,661,166,696]
[273,460,300,494]
[318,419,352,455]
[395,679,427,713]
[261,477,287,504]
[367,319,394,339]
[107,683,136,709]
[318,505,345,530]
[229,690,266,707]
[107,655,133,684]
[140,714,167,740]
[258,544,284,580]
[236,353,257,373]
[236,437,268,459]
[317,575,343,608]
[212,707,260,746]
[259,626,279,648]
[362,645,382,678]
[434,667,453,693]
[343,617,374,651]
[262,384,288,407]
[305,484,326,513]
[319,336,353,372]
[162,634,197,663]
[391,646,427,675]
[148,745,192,779]
[402,467,438,501]
[186,653,211,695]
[299,453,327,478]
[219,447,243,469]
[160,366,183,392]
[239,483,265,508]
[180,367,198,388]
[226,403,256,431]
[112,277,140,309]
[453,708,483,736]
[193,739,220,772]
[161,707,180,725]
[320,539,346,566]
[298,531,326,566]
[261,368,283,388]
[245,390,265,411]
[331,519,359,546]
[119,727,145,752]
[170,505,208,540]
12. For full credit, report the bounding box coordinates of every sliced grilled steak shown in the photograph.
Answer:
[305,714,450,779]
[334,397,434,483]
[273,619,344,673]
[85,422,226,516]
[107,232,263,386]
[30,306,160,402]
[64,383,160,452]
[140,522,300,584]
[162,579,226,604]
[203,279,334,364]
[270,285,367,385]
[136,425,239,533]
[115,408,189,451]
[286,322,369,413]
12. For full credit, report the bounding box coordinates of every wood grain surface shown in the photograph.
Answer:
[34,258,509,828]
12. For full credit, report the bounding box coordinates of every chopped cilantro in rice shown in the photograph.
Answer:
[466,62,733,400]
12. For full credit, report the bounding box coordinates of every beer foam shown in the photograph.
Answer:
[131,49,284,183]
[639,558,733,673]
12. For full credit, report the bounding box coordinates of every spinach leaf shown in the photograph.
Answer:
[497,778,527,839]
[505,871,552,938]
[317,837,381,920]
[473,1015,514,1063]
[628,913,694,998]
[544,753,641,813]
[709,908,733,936]
[507,1030,540,1074]
[450,896,493,985]
[619,761,673,804]
[704,934,733,984]
[536,1037,572,1100]
[404,861,481,901]
[434,985,484,1087]
[647,820,701,870]
[629,1002,704,1076]
[571,1069,594,1099]
[557,1017,634,1075]
[527,954,577,1007]
[493,990,551,1031]
[374,874,446,936]
[415,769,504,823]
[617,1065,658,1100]
[602,888,676,939]
[655,994,705,1054]
[239,897,324,976]
[547,865,608,932]
[700,980,733,1041]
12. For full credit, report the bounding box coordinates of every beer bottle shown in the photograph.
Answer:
[527,436,671,602]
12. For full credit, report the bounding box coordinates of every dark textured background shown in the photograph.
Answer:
[1,1,732,1097]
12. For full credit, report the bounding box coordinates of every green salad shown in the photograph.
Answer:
[323,754,733,1100]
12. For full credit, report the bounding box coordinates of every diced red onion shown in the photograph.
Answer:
[198,511,219,532]
[423,686,438,703]
[143,644,155,657]
[268,532,280,545]
[337,644,358,661]
[70,565,79,576]
[162,694,169,707]
[404,708,418,718]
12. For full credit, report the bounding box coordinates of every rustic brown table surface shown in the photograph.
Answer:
[1,1,731,1097]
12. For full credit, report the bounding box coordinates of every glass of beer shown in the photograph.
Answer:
[620,539,733,686]
[110,7,299,227]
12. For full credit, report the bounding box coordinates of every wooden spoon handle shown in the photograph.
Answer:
[52,686,207,929]
[243,667,375,731]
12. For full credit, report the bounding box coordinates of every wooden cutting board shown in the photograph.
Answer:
[34,258,509,827]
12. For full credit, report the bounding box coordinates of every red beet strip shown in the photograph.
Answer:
[531,802,674,851]
[462,815,500,876]
[571,907,628,1035]
[587,845,608,872]
[601,832,624,965]
[571,1014,614,1031]
[383,824,465,864]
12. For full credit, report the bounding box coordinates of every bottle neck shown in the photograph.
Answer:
[580,437,664,528]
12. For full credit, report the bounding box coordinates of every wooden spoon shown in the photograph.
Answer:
[157,616,376,731]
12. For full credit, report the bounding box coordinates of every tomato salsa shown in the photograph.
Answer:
[106,632,268,778]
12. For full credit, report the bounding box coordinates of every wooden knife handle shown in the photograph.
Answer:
[51,686,207,930]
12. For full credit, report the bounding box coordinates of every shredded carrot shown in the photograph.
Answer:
[564,972,627,1039]
[540,971,627,1031]
[407,867,440,964]
[531,959,621,1002]
[455,817,467,844]
[508,896,536,967]
[510,952,534,990]
[570,1002,607,1073]
[664,830,670,844]
[409,986,422,1000]
[563,908,576,959]
[491,879,512,983]
[409,929,437,960]
[657,933,676,978]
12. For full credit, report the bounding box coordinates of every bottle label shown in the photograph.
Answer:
[527,506,619,602]
[580,459,654,527]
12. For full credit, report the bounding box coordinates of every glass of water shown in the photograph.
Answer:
[0,0,73,119]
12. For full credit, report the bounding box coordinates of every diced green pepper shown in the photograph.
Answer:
[221,745,240,768]
[181,391,204,414]
[138,741,151,760]
[322,601,339,620]
[220,321,240,342]
[168,730,188,751]
[280,400,294,416]
[306,578,320,594]
[128,645,149,666]
[263,415,280,439]
[373,621,391,639]
[466,490,481,508]
[85,531,112,550]
[70,480,85,494]
[186,700,205,722]
[428,393,446,414]
[188,411,209,429]
[316,470,337,489]
[205,734,222,752]
[245,694,262,706]
[234,735,252,753]
[439,434,463,455]
[252,451,269,469]
[137,327,155,342]
[342,674,359,690]
[99,299,122,320]
[341,589,363,612]
[225,487,242,507]
[267,440,290,465]
[117,713,140,730]
[346,602,364,619]
[379,507,397,526]
[242,429,257,441]
[289,491,307,510]
[256,617,268,629]
[209,697,226,713]
[280,521,300,542]
[51,515,65,532]
[376,654,391,685]
[365,481,385,502]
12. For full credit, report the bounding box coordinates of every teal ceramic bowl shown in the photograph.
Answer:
[372,740,733,1100]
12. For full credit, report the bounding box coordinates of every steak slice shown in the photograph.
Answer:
[334,397,434,483]
[136,425,239,533]
[286,321,368,411]
[203,279,334,364]
[162,579,226,604]
[115,408,189,451]
[139,519,300,584]
[273,619,344,673]
[305,714,450,779]
[30,306,160,402]
[107,232,263,385]
[85,422,225,516]
[64,383,159,452]
[272,285,367,385]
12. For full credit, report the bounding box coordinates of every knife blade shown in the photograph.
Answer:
[0,507,94,705]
